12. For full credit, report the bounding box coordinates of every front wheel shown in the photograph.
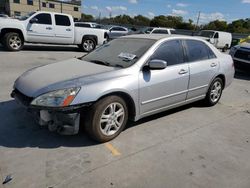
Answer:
[78,38,96,52]
[204,77,223,106]
[2,32,24,51]
[84,96,128,142]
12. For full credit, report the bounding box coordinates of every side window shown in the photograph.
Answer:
[151,40,184,66]
[152,29,168,34]
[33,13,52,25]
[207,46,217,59]
[214,32,219,39]
[55,15,71,26]
[185,40,209,62]
[112,27,126,31]
[75,23,90,27]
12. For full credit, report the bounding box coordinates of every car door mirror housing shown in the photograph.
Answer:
[148,59,167,70]
[29,18,38,24]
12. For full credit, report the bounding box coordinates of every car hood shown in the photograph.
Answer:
[14,58,117,97]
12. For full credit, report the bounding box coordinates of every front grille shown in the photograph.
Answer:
[234,48,250,61]
[11,89,33,106]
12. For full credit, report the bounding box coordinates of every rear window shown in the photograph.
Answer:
[75,23,91,28]
[185,40,210,62]
[55,15,71,26]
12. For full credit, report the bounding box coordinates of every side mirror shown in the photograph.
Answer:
[29,17,38,24]
[148,59,167,70]
[214,33,219,39]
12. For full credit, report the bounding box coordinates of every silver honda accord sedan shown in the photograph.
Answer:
[11,35,235,142]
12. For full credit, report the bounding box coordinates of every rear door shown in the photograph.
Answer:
[26,13,54,43]
[184,40,219,99]
[139,40,189,115]
[53,14,74,44]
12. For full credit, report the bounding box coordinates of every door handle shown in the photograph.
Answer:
[210,63,217,67]
[66,28,71,31]
[179,69,188,75]
[46,27,52,30]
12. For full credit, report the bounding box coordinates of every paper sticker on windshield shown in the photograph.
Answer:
[118,52,137,61]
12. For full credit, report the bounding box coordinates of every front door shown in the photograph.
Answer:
[139,40,189,115]
[27,13,54,43]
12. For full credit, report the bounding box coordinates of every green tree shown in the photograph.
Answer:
[150,15,183,28]
[203,20,228,31]
[133,15,151,26]
[81,13,94,22]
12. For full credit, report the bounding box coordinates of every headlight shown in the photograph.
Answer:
[31,87,80,107]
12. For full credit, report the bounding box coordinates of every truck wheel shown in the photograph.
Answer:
[84,96,128,142]
[3,32,24,51]
[222,44,229,52]
[79,38,96,52]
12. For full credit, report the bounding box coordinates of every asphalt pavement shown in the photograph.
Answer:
[0,44,250,188]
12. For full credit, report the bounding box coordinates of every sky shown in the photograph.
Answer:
[82,0,250,24]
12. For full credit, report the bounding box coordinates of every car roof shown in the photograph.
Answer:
[122,34,187,41]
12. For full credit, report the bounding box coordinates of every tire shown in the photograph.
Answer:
[222,44,229,52]
[78,37,96,52]
[2,32,24,51]
[204,77,223,106]
[84,96,128,142]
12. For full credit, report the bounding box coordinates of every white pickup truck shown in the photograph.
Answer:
[0,11,108,52]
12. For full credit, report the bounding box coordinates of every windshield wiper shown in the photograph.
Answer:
[90,60,110,66]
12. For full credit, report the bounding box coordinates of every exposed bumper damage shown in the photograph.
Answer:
[11,89,91,135]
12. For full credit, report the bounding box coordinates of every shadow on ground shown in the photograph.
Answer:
[0,44,82,52]
[234,68,250,81]
[0,99,202,149]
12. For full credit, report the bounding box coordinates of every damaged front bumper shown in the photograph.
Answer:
[11,89,91,135]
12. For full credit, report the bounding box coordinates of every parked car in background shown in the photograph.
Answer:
[0,14,9,18]
[11,34,234,142]
[140,27,176,35]
[197,30,232,51]
[0,11,108,52]
[230,39,250,68]
[104,25,129,40]
[75,22,103,29]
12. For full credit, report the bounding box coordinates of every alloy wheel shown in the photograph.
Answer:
[99,102,125,136]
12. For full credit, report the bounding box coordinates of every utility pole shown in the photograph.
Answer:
[194,11,201,31]
[98,12,101,23]
[38,0,41,10]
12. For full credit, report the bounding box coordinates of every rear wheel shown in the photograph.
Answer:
[78,38,96,52]
[204,77,223,106]
[3,32,24,51]
[84,96,128,142]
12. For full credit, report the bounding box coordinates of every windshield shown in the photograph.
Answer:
[198,31,215,38]
[81,38,156,68]
[143,28,154,34]
[18,12,35,20]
